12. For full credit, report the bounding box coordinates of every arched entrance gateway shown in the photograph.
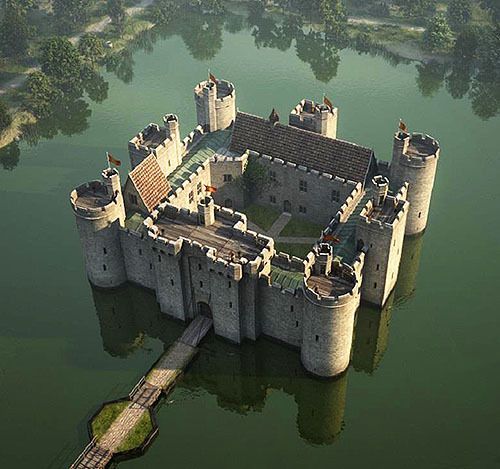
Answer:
[197,301,212,318]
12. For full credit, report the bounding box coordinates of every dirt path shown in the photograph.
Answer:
[348,16,425,32]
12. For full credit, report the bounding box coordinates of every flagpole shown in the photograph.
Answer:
[106,151,110,170]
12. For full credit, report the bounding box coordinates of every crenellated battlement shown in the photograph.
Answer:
[70,74,441,379]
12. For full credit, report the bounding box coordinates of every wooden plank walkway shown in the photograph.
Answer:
[71,316,213,469]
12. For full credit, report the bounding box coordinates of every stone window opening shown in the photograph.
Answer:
[225,199,233,208]
[269,170,277,183]
[299,205,307,214]
[299,180,308,192]
[197,182,202,193]
[200,281,203,288]
[270,195,276,204]
[103,247,107,255]
[290,305,294,312]
[331,189,340,202]
[170,279,174,286]
[376,264,379,271]
[228,281,231,289]
[139,249,142,255]
[103,264,107,271]
[374,282,377,289]
[315,335,319,342]
[189,190,194,204]
[149,263,153,270]
[229,301,233,308]
[223,174,233,182]
[129,193,138,205]
[158,255,161,262]
[418,211,422,218]
[295,321,299,327]
[198,263,202,270]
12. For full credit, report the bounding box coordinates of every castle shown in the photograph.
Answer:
[70,76,440,379]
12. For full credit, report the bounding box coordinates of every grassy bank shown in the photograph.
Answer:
[91,400,130,440]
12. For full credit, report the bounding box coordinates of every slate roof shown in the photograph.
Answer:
[128,154,171,212]
[229,112,374,183]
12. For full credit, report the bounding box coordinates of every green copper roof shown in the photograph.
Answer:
[125,211,146,233]
[270,265,303,291]
[169,130,232,191]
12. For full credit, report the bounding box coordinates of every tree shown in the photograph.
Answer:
[107,0,126,32]
[236,157,271,205]
[0,98,12,133]
[78,33,105,65]
[1,0,36,15]
[447,0,472,31]
[453,25,479,60]
[480,0,500,23]
[0,142,20,170]
[396,0,436,19]
[24,71,62,117]
[40,37,83,92]
[52,0,94,33]
[0,6,33,57]
[422,13,453,52]
[320,0,348,42]
[150,0,179,25]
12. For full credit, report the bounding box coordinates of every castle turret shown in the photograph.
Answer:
[70,168,127,288]
[389,131,440,235]
[197,195,215,226]
[356,178,409,306]
[289,99,338,139]
[163,113,182,170]
[194,78,236,132]
[300,245,363,377]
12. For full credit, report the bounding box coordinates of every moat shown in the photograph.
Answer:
[0,14,499,469]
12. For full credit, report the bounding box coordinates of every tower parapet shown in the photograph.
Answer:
[289,99,338,139]
[194,78,236,132]
[356,179,409,306]
[390,131,440,235]
[70,168,127,288]
[300,244,363,377]
[128,114,183,177]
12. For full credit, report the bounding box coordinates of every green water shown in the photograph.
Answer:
[1,15,499,469]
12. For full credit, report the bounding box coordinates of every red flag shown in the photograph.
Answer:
[107,152,121,167]
[209,72,217,83]
[323,234,340,244]
[205,185,217,193]
[323,95,334,109]
[399,119,408,133]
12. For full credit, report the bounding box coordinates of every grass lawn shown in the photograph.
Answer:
[91,401,130,440]
[275,242,313,259]
[243,204,281,231]
[117,410,154,452]
[280,217,324,238]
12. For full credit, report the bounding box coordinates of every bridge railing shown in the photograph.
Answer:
[70,436,97,469]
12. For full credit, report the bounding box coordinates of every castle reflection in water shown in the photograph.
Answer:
[91,234,424,445]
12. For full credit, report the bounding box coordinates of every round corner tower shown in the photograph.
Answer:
[390,131,440,235]
[300,244,361,378]
[70,168,127,288]
[194,78,236,132]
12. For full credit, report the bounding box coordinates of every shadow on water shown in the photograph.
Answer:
[352,233,425,374]
[90,233,425,447]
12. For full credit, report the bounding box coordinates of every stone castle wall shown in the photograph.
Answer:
[247,150,363,227]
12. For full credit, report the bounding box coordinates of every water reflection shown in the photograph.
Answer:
[0,141,20,170]
[92,284,348,445]
[91,230,427,444]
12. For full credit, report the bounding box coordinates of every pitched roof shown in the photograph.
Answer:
[229,112,374,183]
[128,154,171,212]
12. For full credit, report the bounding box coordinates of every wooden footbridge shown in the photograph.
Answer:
[71,315,213,469]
